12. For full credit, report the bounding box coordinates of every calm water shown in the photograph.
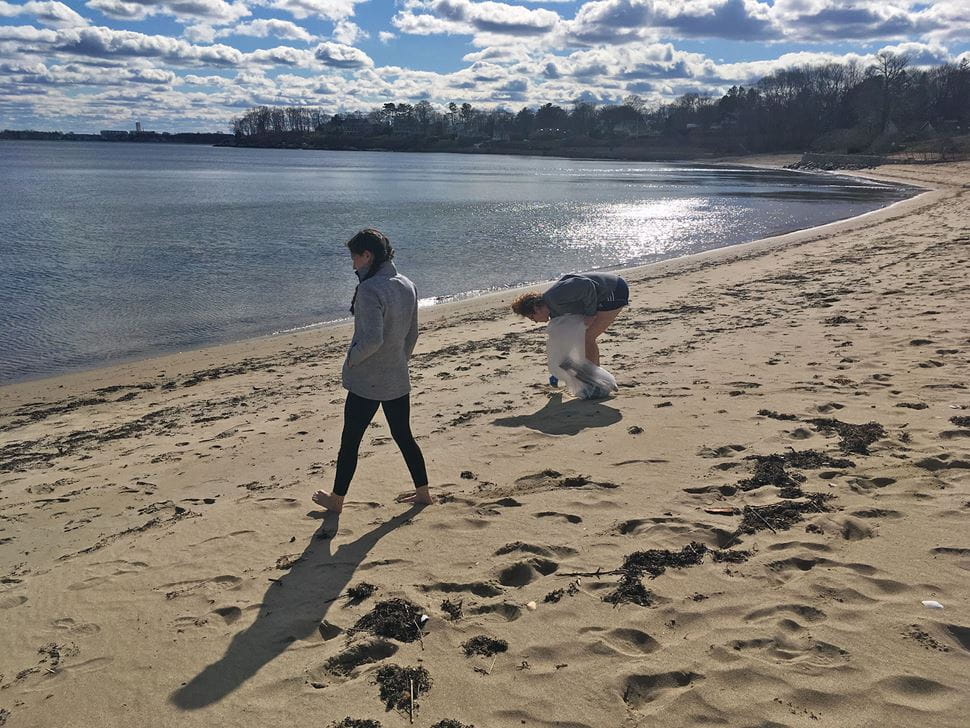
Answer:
[0,141,912,384]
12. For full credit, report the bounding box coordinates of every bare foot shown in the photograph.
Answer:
[395,486,434,505]
[311,490,344,513]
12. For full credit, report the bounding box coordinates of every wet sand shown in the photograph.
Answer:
[1,158,969,728]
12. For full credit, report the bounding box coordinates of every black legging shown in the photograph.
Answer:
[333,392,428,497]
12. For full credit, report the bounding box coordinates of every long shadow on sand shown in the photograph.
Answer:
[493,392,622,435]
[170,504,425,710]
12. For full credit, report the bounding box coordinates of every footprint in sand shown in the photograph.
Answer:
[876,675,959,711]
[493,541,577,558]
[622,671,704,707]
[744,604,827,623]
[534,511,582,524]
[0,594,27,609]
[310,637,399,683]
[418,580,504,598]
[52,617,102,634]
[496,558,559,587]
[465,601,523,621]
[158,574,243,599]
[211,606,243,624]
[584,627,661,657]
[725,634,848,668]
[767,556,877,578]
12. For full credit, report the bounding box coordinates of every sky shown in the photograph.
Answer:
[0,0,968,133]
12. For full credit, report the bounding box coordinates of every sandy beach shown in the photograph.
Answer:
[1,157,968,728]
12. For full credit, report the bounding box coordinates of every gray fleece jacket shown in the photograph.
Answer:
[342,260,419,401]
[542,272,622,317]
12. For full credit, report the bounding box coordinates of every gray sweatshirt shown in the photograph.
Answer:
[342,260,419,401]
[542,272,622,317]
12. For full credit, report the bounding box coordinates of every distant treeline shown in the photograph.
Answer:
[230,54,970,158]
[0,129,234,144]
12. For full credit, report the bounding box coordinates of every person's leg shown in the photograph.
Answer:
[312,392,380,512]
[381,394,432,505]
[584,308,622,365]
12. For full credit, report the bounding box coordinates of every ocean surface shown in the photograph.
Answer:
[0,141,913,384]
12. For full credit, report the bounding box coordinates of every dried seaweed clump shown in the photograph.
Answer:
[604,543,708,607]
[603,572,654,607]
[951,416,970,428]
[758,409,799,421]
[462,635,508,657]
[738,455,805,490]
[431,721,475,728]
[353,599,424,643]
[346,582,378,604]
[441,598,463,621]
[736,495,832,535]
[544,582,580,603]
[711,549,752,563]
[623,542,708,578]
[783,449,854,470]
[374,664,432,713]
[331,719,382,728]
[808,418,886,454]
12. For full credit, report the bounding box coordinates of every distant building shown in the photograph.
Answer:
[135,121,142,133]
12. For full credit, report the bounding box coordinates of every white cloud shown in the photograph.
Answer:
[254,0,366,21]
[314,40,372,68]
[246,44,316,66]
[219,18,316,42]
[378,30,395,43]
[86,0,250,25]
[50,25,245,65]
[0,1,88,28]
[331,18,366,45]
[183,23,216,42]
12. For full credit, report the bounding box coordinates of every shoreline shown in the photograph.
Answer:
[0,155,925,397]
[2,158,968,727]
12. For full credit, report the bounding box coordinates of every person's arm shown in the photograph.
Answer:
[346,286,384,367]
[405,302,419,357]
[544,276,599,316]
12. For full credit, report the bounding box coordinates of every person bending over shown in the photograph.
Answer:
[511,272,629,366]
[312,229,432,513]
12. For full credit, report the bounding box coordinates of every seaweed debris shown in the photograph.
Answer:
[736,495,832,535]
[352,599,424,643]
[441,598,463,621]
[431,721,475,728]
[951,416,970,428]
[543,581,579,603]
[462,636,508,657]
[604,543,708,607]
[346,582,378,605]
[331,719,382,728]
[374,664,432,713]
[807,418,886,454]
[711,549,752,563]
[782,449,854,469]
[758,409,799,421]
[738,455,805,491]
[623,542,708,577]
[603,572,654,607]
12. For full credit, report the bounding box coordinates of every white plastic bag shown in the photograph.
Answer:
[547,314,618,400]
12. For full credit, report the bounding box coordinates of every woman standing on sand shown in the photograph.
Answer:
[510,272,630,365]
[311,229,432,512]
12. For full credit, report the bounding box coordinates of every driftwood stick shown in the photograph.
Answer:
[412,618,425,651]
[557,568,622,577]
[409,678,414,724]
[750,508,778,533]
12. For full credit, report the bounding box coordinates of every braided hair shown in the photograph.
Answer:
[347,228,395,314]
